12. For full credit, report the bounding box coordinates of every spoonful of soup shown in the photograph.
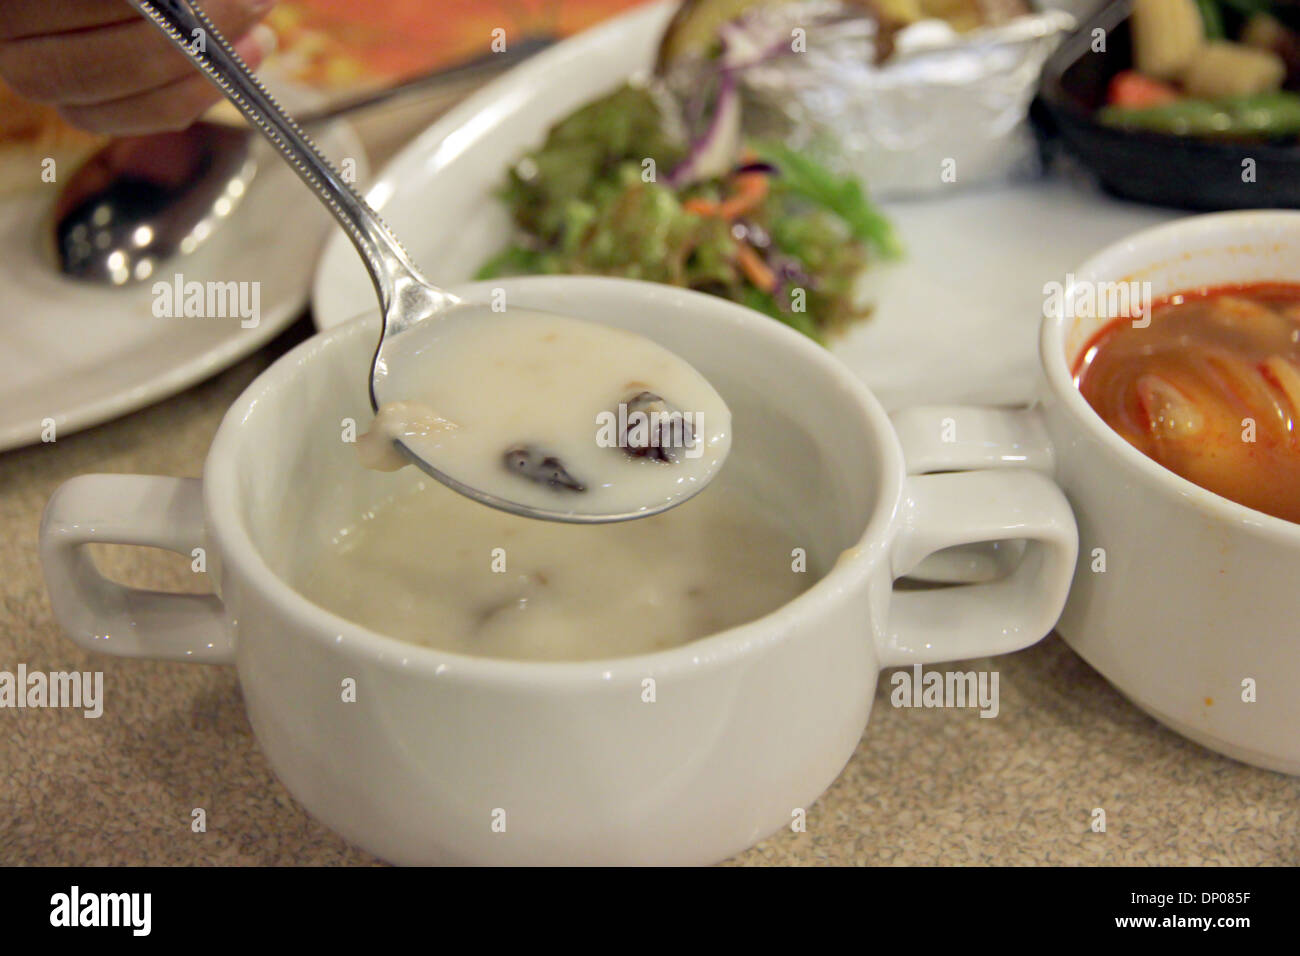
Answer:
[128,0,730,522]
[356,307,732,520]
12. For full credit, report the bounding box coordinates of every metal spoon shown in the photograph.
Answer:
[52,38,551,285]
[53,122,255,285]
[126,0,713,524]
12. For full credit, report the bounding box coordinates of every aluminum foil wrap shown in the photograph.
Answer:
[698,2,1077,197]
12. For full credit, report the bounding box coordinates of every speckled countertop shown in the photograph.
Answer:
[2,92,1298,868]
[3,317,1298,866]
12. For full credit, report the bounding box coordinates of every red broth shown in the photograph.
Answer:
[1074,282,1300,524]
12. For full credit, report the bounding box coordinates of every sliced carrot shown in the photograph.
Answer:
[1107,70,1180,109]
[735,242,776,293]
[683,197,718,216]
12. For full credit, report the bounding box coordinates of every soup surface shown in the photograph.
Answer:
[297,479,815,661]
[1075,282,1300,523]
[358,308,732,518]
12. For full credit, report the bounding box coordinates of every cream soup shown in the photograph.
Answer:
[358,308,732,518]
[297,478,815,661]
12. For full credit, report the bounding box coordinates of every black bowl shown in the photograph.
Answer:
[1033,0,1300,210]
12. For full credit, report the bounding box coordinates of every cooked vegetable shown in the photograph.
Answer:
[1182,40,1287,97]
[1131,0,1205,80]
[1099,90,1300,136]
[874,0,926,25]
[1097,0,1300,139]
[1107,70,1181,108]
[914,0,1030,32]
[917,0,985,32]
[1242,11,1287,49]
[656,0,1030,71]
[1099,98,1226,135]
[655,0,779,70]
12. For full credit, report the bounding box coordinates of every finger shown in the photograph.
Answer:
[0,0,272,106]
[0,1,137,41]
[57,34,266,135]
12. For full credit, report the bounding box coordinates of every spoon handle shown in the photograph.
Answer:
[125,0,434,317]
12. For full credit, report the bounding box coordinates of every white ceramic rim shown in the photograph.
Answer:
[205,277,902,684]
[0,118,367,452]
[310,1,672,328]
[1040,208,1300,546]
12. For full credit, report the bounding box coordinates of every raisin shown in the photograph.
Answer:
[620,391,697,463]
[503,445,586,492]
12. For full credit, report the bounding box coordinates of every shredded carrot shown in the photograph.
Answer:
[735,242,776,292]
[683,165,770,221]
[718,172,769,219]
[684,197,718,216]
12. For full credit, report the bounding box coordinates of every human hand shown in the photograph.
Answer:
[0,0,274,135]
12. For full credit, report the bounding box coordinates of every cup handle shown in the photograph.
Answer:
[39,475,233,664]
[888,405,1060,583]
[889,405,1055,476]
[878,468,1077,666]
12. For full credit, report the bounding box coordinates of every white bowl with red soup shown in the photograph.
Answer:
[892,210,1300,775]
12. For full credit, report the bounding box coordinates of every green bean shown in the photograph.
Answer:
[1098,92,1300,137]
[1228,92,1300,135]
[1098,100,1230,135]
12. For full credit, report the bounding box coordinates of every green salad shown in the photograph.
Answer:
[476,84,898,342]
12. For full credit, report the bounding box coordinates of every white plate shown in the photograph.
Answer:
[0,120,366,451]
[311,0,1178,410]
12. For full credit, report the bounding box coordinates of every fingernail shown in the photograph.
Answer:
[233,25,276,65]
[232,33,264,68]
